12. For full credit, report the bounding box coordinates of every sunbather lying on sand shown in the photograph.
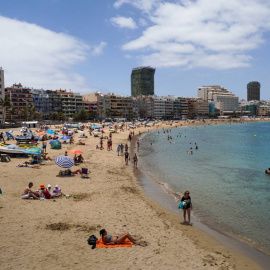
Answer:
[18,163,40,169]
[21,182,40,199]
[58,169,82,175]
[99,229,138,245]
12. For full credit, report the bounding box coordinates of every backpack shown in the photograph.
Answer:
[87,235,98,249]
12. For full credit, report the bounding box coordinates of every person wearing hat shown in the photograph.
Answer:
[39,184,61,199]
[47,184,53,194]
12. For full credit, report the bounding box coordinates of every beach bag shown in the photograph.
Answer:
[178,201,187,209]
[87,235,98,249]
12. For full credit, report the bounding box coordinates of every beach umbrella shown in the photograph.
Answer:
[7,130,14,133]
[36,132,46,136]
[68,149,83,155]
[23,147,42,155]
[55,155,74,168]
[49,139,60,144]
[19,129,26,132]
[60,136,70,140]
[91,125,100,129]
[47,130,55,134]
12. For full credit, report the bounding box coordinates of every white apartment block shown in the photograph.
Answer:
[198,85,228,100]
[213,93,239,112]
[0,67,5,123]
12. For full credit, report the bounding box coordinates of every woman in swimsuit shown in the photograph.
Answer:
[99,229,138,245]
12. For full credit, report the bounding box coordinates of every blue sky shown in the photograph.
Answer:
[1,0,270,99]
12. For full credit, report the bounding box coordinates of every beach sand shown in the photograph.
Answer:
[0,120,263,269]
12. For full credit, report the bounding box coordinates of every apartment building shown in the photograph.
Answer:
[5,83,33,121]
[131,66,155,97]
[133,96,154,119]
[0,67,5,123]
[32,89,50,119]
[46,90,62,113]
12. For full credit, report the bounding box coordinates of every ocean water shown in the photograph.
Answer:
[139,122,270,254]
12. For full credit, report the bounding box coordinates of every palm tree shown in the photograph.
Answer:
[21,108,29,121]
[8,105,16,122]
[0,96,11,124]
[50,111,58,121]
[76,108,89,121]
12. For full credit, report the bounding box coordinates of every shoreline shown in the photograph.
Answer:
[135,123,270,255]
[133,138,270,269]
[0,120,266,269]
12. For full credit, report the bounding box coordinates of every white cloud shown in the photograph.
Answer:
[0,15,104,92]
[92,42,107,55]
[119,0,270,69]
[110,16,137,29]
[114,0,159,13]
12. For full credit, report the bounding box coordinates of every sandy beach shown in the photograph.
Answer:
[0,120,264,269]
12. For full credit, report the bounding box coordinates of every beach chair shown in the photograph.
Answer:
[81,168,89,178]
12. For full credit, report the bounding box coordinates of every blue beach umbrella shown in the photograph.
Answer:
[7,130,14,133]
[55,155,74,168]
[47,130,55,134]
[19,129,26,132]
[60,136,70,140]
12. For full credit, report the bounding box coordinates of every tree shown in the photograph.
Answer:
[21,108,29,121]
[76,108,89,121]
[0,96,11,124]
[8,106,16,122]
[50,111,58,121]
[58,112,67,121]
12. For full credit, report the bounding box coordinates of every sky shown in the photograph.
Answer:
[1,0,270,100]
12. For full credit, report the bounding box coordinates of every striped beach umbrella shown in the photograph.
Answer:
[55,155,74,168]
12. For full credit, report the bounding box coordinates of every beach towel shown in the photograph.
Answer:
[96,238,132,248]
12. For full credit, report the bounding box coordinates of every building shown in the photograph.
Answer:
[247,81,260,101]
[46,90,62,115]
[32,89,50,119]
[198,85,228,101]
[5,83,33,122]
[96,93,134,120]
[0,67,5,123]
[131,66,155,97]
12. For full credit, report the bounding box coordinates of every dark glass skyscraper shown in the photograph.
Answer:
[131,66,155,97]
[247,81,260,101]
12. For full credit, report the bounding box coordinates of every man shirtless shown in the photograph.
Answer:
[22,182,40,199]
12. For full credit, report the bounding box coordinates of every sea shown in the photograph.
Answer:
[138,121,270,256]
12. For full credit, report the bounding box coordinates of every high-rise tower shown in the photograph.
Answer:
[247,81,260,101]
[131,66,155,97]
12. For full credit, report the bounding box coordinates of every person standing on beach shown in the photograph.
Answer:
[124,150,129,165]
[181,190,193,225]
[133,153,138,168]
[137,139,140,150]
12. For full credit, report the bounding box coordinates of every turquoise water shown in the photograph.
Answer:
[139,122,270,254]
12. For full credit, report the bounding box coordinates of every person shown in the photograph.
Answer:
[42,152,52,161]
[74,154,78,163]
[120,143,124,155]
[18,163,40,169]
[133,153,138,168]
[99,229,138,245]
[181,190,193,225]
[47,184,53,194]
[64,151,68,156]
[42,141,47,154]
[100,138,104,150]
[124,143,128,152]
[21,182,40,199]
[53,185,61,194]
[69,136,74,144]
[77,140,85,145]
[137,139,140,150]
[124,150,129,165]
[39,184,61,199]
[116,144,121,156]
[77,154,84,163]
[107,139,111,151]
